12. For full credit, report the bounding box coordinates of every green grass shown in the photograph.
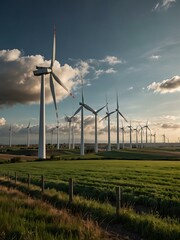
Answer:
[0,186,108,240]
[0,159,179,217]
[0,153,179,240]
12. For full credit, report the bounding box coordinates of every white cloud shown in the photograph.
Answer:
[100,56,123,65]
[0,49,87,106]
[147,76,180,93]
[152,0,176,11]
[0,118,6,126]
[95,68,116,78]
[149,55,161,60]
[128,86,134,91]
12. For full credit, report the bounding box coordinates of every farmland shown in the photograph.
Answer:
[0,150,179,240]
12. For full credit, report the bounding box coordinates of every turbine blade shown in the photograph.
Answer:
[80,102,94,113]
[109,110,116,115]
[96,105,106,114]
[100,115,108,122]
[72,106,82,117]
[52,72,75,98]
[27,121,31,128]
[116,92,119,110]
[50,27,56,69]
[50,74,59,120]
[118,110,128,122]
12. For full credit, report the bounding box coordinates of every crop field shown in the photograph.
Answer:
[0,156,179,240]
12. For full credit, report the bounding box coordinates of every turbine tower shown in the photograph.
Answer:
[65,115,73,149]
[144,121,150,144]
[79,102,106,153]
[9,125,12,147]
[56,120,60,150]
[120,121,125,149]
[26,121,31,147]
[101,100,116,151]
[71,105,83,151]
[116,93,128,150]
[127,121,133,148]
[139,124,144,148]
[33,29,73,159]
[134,126,139,148]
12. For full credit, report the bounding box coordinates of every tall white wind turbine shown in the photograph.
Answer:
[116,93,128,150]
[79,102,106,153]
[33,29,73,159]
[100,100,116,151]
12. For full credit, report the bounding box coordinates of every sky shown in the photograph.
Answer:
[0,0,180,145]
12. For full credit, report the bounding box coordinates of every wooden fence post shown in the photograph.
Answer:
[69,178,73,202]
[116,186,121,215]
[28,174,30,189]
[15,172,17,184]
[41,175,44,193]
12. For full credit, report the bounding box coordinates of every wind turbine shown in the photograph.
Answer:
[162,134,166,143]
[127,121,133,148]
[79,102,106,153]
[139,124,144,148]
[144,121,150,144]
[100,100,116,151]
[65,115,73,149]
[120,121,125,149]
[26,121,31,147]
[116,93,128,150]
[9,125,12,147]
[56,120,60,150]
[50,127,55,146]
[33,29,73,159]
[71,105,83,152]
[133,126,139,148]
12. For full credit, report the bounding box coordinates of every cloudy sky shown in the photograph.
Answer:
[0,0,180,145]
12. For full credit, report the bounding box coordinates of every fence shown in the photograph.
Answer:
[1,171,122,216]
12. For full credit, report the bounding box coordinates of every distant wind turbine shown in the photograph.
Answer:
[144,121,150,144]
[133,126,139,148]
[116,93,128,150]
[100,99,116,151]
[127,121,133,148]
[79,102,106,153]
[33,28,74,159]
[139,124,144,148]
[65,115,73,149]
[9,125,12,147]
[120,121,125,149]
[26,121,31,147]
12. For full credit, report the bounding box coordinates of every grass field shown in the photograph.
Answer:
[0,148,179,239]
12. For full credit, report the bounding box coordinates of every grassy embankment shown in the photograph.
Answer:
[0,155,179,240]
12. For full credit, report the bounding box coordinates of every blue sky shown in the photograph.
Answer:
[0,0,180,144]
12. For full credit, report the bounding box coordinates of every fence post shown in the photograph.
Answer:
[116,186,121,216]
[69,178,73,202]
[28,174,30,190]
[41,175,44,193]
[15,172,17,184]
[8,171,10,181]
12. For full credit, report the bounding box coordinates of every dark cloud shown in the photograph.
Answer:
[147,75,180,93]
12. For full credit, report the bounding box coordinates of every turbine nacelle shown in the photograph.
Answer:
[33,67,52,76]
